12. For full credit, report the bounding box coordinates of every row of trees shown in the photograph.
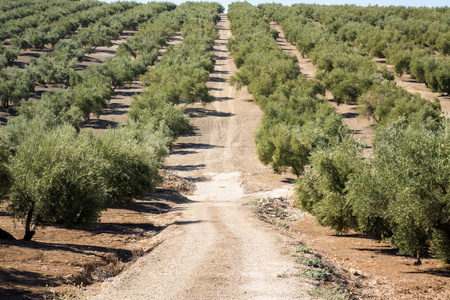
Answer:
[261,3,442,126]
[130,2,224,132]
[0,1,172,70]
[0,0,102,70]
[0,2,175,108]
[0,1,225,241]
[227,2,352,179]
[0,0,103,43]
[257,3,450,263]
[276,4,449,55]
[0,0,55,23]
[262,3,449,95]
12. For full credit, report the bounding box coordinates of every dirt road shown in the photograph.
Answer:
[89,14,311,299]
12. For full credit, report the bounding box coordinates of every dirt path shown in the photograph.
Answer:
[270,22,375,155]
[88,14,312,299]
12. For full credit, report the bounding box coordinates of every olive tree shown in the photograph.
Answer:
[7,125,108,240]
[296,138,363,233]
[0,139,10,198]
[348,123,450,262]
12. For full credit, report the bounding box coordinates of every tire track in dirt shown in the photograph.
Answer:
[88,14,312,300]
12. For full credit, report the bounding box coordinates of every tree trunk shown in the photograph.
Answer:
[23,206,35,241]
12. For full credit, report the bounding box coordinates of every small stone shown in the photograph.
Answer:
[371,278,383,285]
[349,268,361,275]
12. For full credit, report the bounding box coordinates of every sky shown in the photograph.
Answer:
[102,0,449,9]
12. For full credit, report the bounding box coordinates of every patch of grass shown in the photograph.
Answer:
[277,271,288,278]
[309,286,350,300]
[242,201,259,206]
[295,245,312,254]
[43,287,84,300]
[277,222,287,228]
[261,207,288,218]
[286,216,297,221]
[304,257,323,268]
[293,255,304,263]
[299,268,328,281]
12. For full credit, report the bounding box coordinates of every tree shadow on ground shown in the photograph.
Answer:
[167,164,206,172]
[170,150,198,155]
[150,189,193,204]
[101,102,129,116]
[209,76,226,83]
[216,96,232,102]
[172,142,224,150]
[0,116,7,126]
[186,107,234,118]
[0,268,58,300]
[94,49,116,56]
[282,178,295,184]
[0,106,17,126]
[81,119,119,130]
[211,69,230,75]
[114,90,141,98]
[0,239,133,260]
[404,266,450,278]
[208,86,223,91]
[342,112,359,119]
[214,55,229,61]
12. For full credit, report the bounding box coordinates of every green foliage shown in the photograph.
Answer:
[299,268,328,281]
[0,139,11,199]
[229,50,300,102]
[74,23,119,50]
[228,3,350,178]
[357,79,442,129]
[295,245,312,253]
[141,64,214,105]
[0,45,19,69]
[254,79,349,176]
[30,55,78,85]
[309,286,350,300]
[0,1,194,240]
[0,67,35,107]
[138,5,219,107]
[304,257,323,268]
[242,201,259,206]
[72,71,113,120]
[296,138,363,233]
[259,2,450,263]
[18,90,83,130]
[348,123,450,262]
[91,126,170,206]
[8,125,108,228]
[128,92,192,140]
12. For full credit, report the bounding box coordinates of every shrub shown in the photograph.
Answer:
[304,257,324,268]
[299,268,328,281]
